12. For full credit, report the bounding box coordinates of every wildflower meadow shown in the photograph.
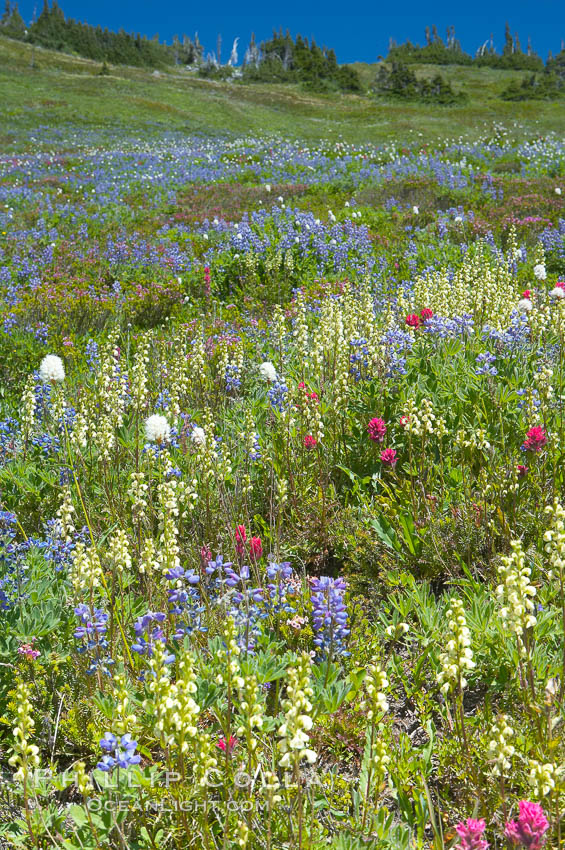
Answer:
[0,121,564,849]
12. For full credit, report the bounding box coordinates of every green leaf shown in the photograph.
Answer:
[68,804,90,827]
[368,515,401,552]
[397,512,422,557]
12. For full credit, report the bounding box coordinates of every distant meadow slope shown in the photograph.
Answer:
[1,34,565,145]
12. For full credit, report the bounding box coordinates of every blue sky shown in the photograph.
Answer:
[15,0,565,63]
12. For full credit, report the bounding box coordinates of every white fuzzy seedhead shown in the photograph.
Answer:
[144,414,171,444]
[517,298,533,313]
[191,426,206,447]
[259,361,277,382]
[533,263,547,281]
[39,354,65,383]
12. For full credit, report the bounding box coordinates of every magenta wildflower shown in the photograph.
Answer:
[380,448,398,467]
[249,536,263,562]
[367,417,387,442]
[455,818,489,850]
[235,524,247,556]
[505,801,549,849]
[523,427,547,452]
[217,735,237,752]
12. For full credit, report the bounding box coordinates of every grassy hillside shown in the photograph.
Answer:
[1,33,564,146]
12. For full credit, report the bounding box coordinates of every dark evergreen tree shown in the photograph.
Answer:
[475,25,543,70]
[501,71,563,100]
[19,0,175,67]
[2,2,25,37]
[503,22,513,55]
[240,31,361,92]
[375,60,465,103]
[546,47,565,80]
[514,32,522,54]
[388,33,472,66]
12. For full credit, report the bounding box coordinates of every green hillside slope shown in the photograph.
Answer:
[1,34,564,144]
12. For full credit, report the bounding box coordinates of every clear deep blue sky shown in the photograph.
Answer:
[16,0,565,63]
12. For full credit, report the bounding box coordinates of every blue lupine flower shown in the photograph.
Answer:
[73,604,113,675]
[268,378,288,412]
[225,363,241,392]
[156,389,171,410]
[265,561,296,615]
[224,563,263,604]
[310,576,350,658]
[165,567,206,639]
[85,339,99,370]
[0,418,20,466]
[475,351,497,376]
[132,611,174,660]
[97,733,141,772]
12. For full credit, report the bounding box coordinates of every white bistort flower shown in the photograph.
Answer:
[144,414,171,444]
[533,263,547,281]
[555,187,562,196]
[191,426,206,446]
[549,286,565,300]
[412,205,419,214]
[259,361,277,382]
[39,354,65,383]
[517,298,533,313]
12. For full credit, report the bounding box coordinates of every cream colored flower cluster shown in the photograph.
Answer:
[235,673,264,756]
[413,246,515,329]
[436,598,475,694]
[543,499,565,579]
[496,540,537,643]
[70,541,103,595]
[360,663,389,721]
[528,759,563,797]
[488,714,515,777]
[9,682,40,783]
[278,652,317,769]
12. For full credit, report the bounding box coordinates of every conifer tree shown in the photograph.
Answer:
[503,22,513,55]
